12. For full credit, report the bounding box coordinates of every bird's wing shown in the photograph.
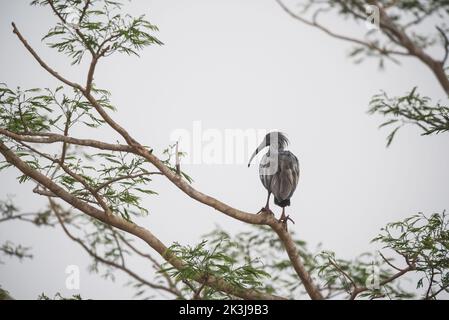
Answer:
[272,151,300,201]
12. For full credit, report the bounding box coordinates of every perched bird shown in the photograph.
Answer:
[248,132,300,229]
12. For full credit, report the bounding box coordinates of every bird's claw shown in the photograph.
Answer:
[278,215,295,231]
[258,207,274,215]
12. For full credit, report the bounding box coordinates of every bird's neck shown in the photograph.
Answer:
[268,145,283,155]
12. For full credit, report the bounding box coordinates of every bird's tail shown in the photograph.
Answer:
[274,198,290,207]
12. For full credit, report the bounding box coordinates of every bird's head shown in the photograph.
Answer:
[247,131,289,167]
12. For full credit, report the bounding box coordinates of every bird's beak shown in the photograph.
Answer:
[248,139,268,167]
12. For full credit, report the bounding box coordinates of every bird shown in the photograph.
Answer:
[248,132,300,229]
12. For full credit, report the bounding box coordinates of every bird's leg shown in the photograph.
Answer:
[278,207,286,224]
[278,207,295,230]
[258,192,274,215]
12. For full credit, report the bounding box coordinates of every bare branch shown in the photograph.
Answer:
[425,268,436,300]
[367,0,449,94]
[328,258,357,291]
[83,93,138,146]
[0,129,132,152]
[193,279,208,300]
[60,113,71,164]
[78,0,91,25]
[275,0,409,58]
[436,26,449,65]
[0,213,41,224]
[378,251,402,272]
[11,23,84,91]
[427,283,449,300]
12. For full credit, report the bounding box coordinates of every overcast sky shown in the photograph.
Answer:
[1,0,448,299]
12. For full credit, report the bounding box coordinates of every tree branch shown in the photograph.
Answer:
[275,0,409,58]
[78,0,91,25]
[11,23,84,91]
[117,234,182,296]
[378,251,402,272]
[7,10,324,298]
[49,199,181,298]
[130,144,323,299]
[0,141,284,300]
[47,0,96,57]
[94,172,162,193]
[0,129,132,153]
[436,26,449,65]
[349,264,415,300]
[276,0,449,95]
[0,213,41,224]
[328,258,357,292]
[367,0,449,95]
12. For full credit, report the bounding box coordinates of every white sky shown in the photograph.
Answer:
[1,0,448,299]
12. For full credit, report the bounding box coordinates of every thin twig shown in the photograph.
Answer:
[378,251,402,272]
[11,23,84,91]
[94,172,162,193]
